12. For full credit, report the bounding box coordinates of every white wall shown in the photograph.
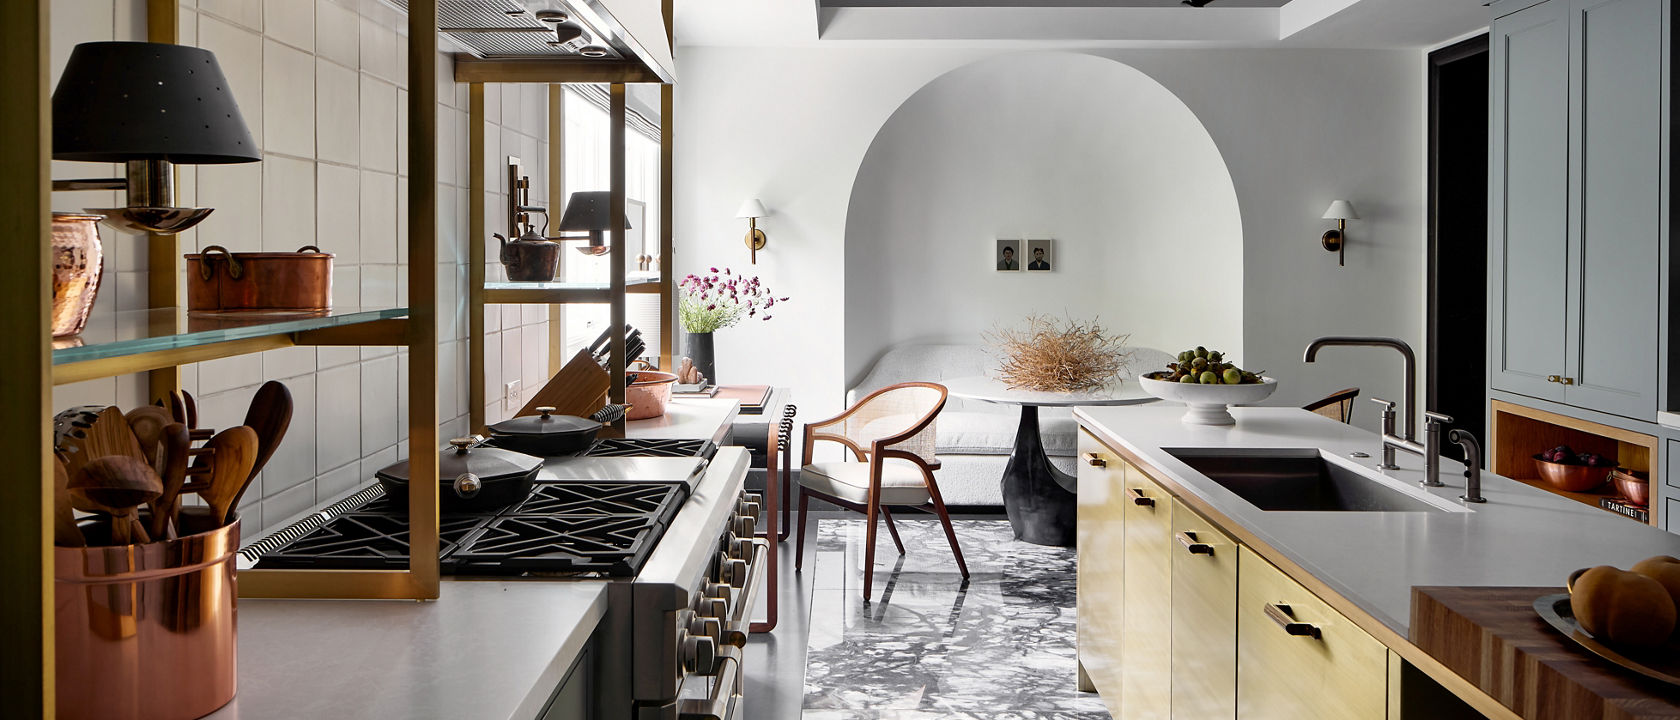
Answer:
[49,0,556,535]
[843,52,1243,380]
[675,45,1425,434]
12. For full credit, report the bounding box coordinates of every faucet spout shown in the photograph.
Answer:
[1302,336,1417,441]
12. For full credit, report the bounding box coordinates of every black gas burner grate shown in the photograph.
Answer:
[255,513,486,570]
[449,514,664,576]
[584,437,716,459]
[506,481,687,522]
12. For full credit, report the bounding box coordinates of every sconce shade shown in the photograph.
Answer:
[1322,200,1359,221]
[53,42,259,164]
[557,191,633,233]
[736,198,768,219]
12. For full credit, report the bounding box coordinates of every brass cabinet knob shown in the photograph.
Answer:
[1547,375,1562,384]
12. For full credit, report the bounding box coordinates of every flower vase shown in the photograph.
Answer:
[684,332,716,387]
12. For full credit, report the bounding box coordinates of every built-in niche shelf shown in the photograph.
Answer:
[1489,399,1659,526]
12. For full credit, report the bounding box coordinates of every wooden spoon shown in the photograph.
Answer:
[165,391,188,426]
[125,405,175,469]
[147,422,192,540]
[52,455,84,547]
[193,426,258,527]
[235,381,292,509]
[70,456,162,546]
[183,389,199,429]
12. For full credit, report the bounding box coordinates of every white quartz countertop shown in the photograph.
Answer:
[1073,406,1680,634]
[203,580,609,720]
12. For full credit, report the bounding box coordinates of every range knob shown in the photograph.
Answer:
[739,501,761,523]
[706,582,731,601]
[681,632,718,674]
[721,558,749,588]
[728,536,752,560]
[699,596,727,620]
[689,616,721,643]
[743,492,763,507]
[733,514,756,538]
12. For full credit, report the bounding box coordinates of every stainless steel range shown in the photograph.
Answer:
[240,438,763,719]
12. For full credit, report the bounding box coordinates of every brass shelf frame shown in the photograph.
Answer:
[3,3,447,710]
[463,45,677,431]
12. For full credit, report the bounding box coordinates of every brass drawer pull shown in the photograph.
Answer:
[1562,376,1575,385]
[1127,487,1154,507]
[1547,374,1561,383]
[1264,603,1321,639]
[1176,531,1213,555]
[1083,452,1107,468]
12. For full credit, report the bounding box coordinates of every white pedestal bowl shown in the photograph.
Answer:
[1137,376,1278,425]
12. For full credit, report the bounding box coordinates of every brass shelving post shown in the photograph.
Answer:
[0,0,53,713]
[146,0,182,404]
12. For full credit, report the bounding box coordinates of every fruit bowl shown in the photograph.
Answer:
[1137,376,1277,425]
[1533,455,1610,492]
[1612,468,1651,506]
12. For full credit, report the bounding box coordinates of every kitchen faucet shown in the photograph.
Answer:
[1303,336,1458,488]
[1449,429,1486,503]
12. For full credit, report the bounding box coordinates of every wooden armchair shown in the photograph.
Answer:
[794,382,968,600]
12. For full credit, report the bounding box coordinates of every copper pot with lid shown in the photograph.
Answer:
[376,438,542,513]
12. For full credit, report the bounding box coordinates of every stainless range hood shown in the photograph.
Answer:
[394,0,674,83]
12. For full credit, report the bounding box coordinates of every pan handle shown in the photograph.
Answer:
[197,245,243,280]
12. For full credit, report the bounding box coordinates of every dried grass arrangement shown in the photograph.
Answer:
[985,315,1133,393]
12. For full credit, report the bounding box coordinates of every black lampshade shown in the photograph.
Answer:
[53,42,259,164]
[557,191,633,233]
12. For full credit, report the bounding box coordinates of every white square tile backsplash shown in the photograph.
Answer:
[51,1,553,538]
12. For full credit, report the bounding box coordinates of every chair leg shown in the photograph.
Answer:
[795,489,811,572]
[879,506,906,554]
[927,486,969,579]
[863,500,880,600]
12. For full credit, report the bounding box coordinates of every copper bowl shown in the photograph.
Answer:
[625,371,678,420]
[1533,456,1610,492]
[1612,468,1651,506]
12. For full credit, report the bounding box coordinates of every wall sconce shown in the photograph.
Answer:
[737,198,768,264]
[1320,200,1359,267]
[51,42,259,234]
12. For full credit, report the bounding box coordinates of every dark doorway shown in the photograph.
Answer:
[1428,35,1490,464]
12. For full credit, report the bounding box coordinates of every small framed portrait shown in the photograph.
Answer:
[995,239,1022,272]
[1026,238,1054,272]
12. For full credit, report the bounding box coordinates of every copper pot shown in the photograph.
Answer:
[55,508,239,720]
[185,245,333,312]
[626,371,679,420]
[1612,468,1651,506]
[1533,456,1610,493]
[51,212,105,338]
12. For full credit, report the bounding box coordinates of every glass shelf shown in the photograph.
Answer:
[483,274,661,303]
[52,306,409,375]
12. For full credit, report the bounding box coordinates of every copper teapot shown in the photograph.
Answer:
[494,226,561,282]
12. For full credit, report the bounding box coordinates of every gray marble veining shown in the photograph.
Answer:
[802,518,1109,720]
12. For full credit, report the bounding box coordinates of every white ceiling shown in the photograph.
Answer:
[675,0,1489,49]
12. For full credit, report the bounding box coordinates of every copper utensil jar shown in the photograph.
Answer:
[185,245,332,312]
[51,212,105,338]
[55,507,239,720]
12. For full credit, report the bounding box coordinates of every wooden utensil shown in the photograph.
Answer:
[148,422,192,540]
[193,426,258,527]
[70,455,162,545]
[183,389,199,429]
[58,406,148,481]
[165,391,188,426]
[235,381,292,509]
[52,455,84,547]
[125,404,175,468]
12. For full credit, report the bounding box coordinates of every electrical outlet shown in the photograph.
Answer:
[504,381,520,411]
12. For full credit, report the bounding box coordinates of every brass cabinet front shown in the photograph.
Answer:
[1169,498,1236,720]
[1236,547,1387,720]
[1121,464,1173,719]
[1076,429,1127,716]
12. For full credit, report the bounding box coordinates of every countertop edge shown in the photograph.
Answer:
[508,581,612,720]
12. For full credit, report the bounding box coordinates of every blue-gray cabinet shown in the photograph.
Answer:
[1489,0,1668,421]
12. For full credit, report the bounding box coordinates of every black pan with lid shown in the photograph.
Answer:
[485,406,602,457]
[376,438,542,512]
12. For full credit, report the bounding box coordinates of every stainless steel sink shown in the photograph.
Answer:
[1164,448,1464,513]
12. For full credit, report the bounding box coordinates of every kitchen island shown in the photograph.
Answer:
[1073,405,1680,720]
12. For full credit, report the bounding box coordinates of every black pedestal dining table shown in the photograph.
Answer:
[941,376,1156,547]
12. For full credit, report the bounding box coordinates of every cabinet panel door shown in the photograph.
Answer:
[1076,430,1127,716]
[1566,0,1664,420]
[1120,466,1172,720]
[1489,0,1571,401]
[1169,499,1236,720]
[1236,548,1387,720]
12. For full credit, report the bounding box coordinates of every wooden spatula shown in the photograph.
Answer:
[58,406,148,480]
[148,422,192,540]
[52,455,84,547]
[193,426,258,527]
[235,381,292,509]
[70,456,162,545]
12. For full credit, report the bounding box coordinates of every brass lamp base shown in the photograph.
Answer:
[1321,223,1346,266]
[744,223,767,264]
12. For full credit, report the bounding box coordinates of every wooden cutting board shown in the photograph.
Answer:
[1411,586,1680,720]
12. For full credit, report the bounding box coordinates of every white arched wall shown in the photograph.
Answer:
[842,53,1244,383]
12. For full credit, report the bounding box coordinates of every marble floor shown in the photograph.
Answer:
[793,517,1110,720]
